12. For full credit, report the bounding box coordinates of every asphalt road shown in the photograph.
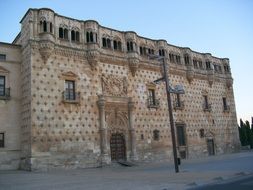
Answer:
[193,175,253,190]
[0,151,253,190]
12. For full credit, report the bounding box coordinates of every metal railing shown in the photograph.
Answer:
[147,98,160,108]
[174,101,184,110]
[62,91,80,104]
[0,88,10,100]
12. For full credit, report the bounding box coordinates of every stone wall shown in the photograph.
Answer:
[0,8,240,170]
[0,43,21,170]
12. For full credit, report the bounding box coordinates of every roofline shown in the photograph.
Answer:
[0,41,21,48]
[12,32,21,44]
[18,8,229,60]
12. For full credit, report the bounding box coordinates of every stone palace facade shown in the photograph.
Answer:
[0,8,240,170]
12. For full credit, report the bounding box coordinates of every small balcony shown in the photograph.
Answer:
[0,88,10,100]
[147,98,160,109]
[62,91,80,104]
[174,101,185,110]
[203,103,212,112]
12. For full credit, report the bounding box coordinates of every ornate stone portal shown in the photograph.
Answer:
[97,74,136,164]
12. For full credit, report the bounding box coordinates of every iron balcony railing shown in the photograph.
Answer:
[147,98,160,108]
[62,91,80,104]
[0,88,10,100]
[173,101,185,110]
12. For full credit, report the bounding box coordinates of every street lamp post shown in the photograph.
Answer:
[150,55,183,173]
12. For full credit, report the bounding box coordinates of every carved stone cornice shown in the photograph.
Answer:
[55,46,85,60]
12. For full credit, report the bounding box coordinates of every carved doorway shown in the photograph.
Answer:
[110,133,126,161]
[207,139,215,156]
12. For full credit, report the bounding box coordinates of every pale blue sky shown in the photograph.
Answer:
[0,0,252,123]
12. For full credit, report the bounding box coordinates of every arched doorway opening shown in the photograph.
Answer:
[110,133,126,161]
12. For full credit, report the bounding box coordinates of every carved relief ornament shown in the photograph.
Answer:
[101,74,127,97]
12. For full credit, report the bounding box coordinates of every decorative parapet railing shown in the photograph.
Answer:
[147,98,160,109]
[0,88,10,100]
[173,101,185,110]
[62,91,80,104]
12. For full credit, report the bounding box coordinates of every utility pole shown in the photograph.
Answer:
[161,58,179,173]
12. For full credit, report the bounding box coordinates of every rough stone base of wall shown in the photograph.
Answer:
[0,150,20,170]
[137,149,173,163]
[29,152,101,171]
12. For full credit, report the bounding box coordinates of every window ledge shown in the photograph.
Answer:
[62,99,80,104]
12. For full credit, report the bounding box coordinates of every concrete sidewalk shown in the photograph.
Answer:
[0,151,253,190]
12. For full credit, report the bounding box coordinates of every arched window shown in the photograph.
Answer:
[64,28,68,39]
[113,40,118,50]
[76,31,80,42]
[43,21,47,32]
[106,38,111,48]
[139,46,143,55]
[130,42,133,51]
[71,30,75,41]
[127,41,134,52]
[113,40,122,51]
[59,27,63,38]
[50,23,53,33]
[102,38,106,47]
[86,32,90,42]
[86,31,96,43]
[127,42,130,51]
[184,55,190,65]
[102,37,111,48]
[90,32,94,42]
[40,18,53,33]
[159,49,165,56]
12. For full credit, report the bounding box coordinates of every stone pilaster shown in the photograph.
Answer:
[97,95,110,165]
[128,98,137,161]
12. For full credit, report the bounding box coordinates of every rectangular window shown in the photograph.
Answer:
[64,80,75,100]
[177,125,186,146]
[223,97,229,111]
[0,133,4,148]
[204,95,208,109]
[148,89,156,106]
[0,76,5,96]
[0,54,6,61]
[176,93,181,107]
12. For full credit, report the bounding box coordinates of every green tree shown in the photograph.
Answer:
[245,121,252,147]
[238,119,253,148]
[239,119,248,146]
